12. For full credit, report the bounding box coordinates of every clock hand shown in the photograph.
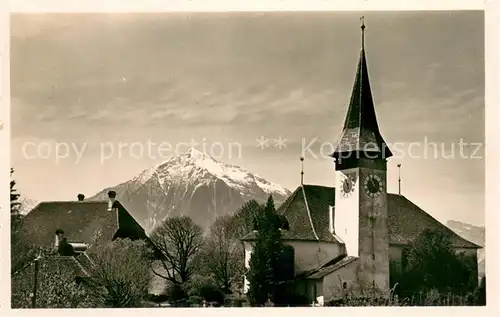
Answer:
[369,179,376,189]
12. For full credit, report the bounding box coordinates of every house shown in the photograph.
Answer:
[241,20,481,303]
[14,191,161,299]
[19,191,149,250]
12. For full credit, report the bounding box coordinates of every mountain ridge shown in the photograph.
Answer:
[446,220,485,278]
[89,148,291,232]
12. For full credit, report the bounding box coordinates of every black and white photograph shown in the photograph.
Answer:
[6,6,489,309]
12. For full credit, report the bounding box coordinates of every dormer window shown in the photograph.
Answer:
[278,215,289,230]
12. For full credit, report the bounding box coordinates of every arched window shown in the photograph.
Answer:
[279,245,295,280]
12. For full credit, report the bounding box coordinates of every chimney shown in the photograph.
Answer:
[329,206,334,234]
[107,190,117,211]
[77,193,85,201]
[54,229,64,249]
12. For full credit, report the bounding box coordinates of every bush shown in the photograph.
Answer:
[198,284,224,303]
[164,283,187,304]
[11,258,98,308]
[188,295,203,306]
[398,229,476,296]
[185,275,225,305]
[85,239,152,308]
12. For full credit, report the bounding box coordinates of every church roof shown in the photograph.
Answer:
[241,185,341,243]
[20,199,149,249]
[241,186,479,249]
[387,194,480,248]
[333,24,392,160]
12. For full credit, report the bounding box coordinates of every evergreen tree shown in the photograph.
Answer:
[10,168,22,232]
[247,195,286,306]
[10,167,33,274]
[10,168,21,215]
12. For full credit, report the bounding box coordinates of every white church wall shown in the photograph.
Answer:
[322,260,361,301]
[284,240,343,275]
[334,169,360,257]
[242,239,343,293]
[243,241,253,293]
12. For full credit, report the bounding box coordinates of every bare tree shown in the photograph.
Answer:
[85,238,152,307]
[149,216,204,285]
[202,215,244,294]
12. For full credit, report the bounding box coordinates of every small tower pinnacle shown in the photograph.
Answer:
[397,164,402,195]
[300,156,304,185]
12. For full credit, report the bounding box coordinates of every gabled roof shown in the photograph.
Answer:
[21,201,116,247]
[387,194,480,249]
[242,185,341,243]
[333,27,392,160]
[20,199,148,249]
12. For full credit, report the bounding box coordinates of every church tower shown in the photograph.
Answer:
[332,18,392,291]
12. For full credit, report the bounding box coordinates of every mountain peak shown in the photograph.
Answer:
[180,147,219,167]
[184,147,207,159]
[90,150,291,232]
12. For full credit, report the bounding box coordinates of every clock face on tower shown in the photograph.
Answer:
[363,174,383,198]
[340,174,355,198]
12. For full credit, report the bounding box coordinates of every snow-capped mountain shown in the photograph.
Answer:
[90,148,291,232]
[447,220,485,278]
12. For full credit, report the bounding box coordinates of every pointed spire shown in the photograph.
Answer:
[333,17,392,162]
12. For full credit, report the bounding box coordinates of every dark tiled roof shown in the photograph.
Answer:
[21,201,116,248]
[40,256,90,277]
[387,194,480,248]
[242,186,480,250]
[301,255,359,279]
[333,48,392,159]
[242,185,341,243]
[20,200,148,249]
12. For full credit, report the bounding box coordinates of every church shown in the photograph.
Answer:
[241,20,480,303]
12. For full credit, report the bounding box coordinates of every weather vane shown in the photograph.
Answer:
[360,16,366,48]
[397,164,402,195]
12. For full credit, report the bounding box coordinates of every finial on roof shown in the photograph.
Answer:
[397,163,402,195]
[300,156,304,185]
[360,16,366,49]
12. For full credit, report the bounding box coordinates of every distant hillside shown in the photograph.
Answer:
[447,220,485,278]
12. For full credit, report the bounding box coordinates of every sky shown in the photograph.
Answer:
[10,11,485,226]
